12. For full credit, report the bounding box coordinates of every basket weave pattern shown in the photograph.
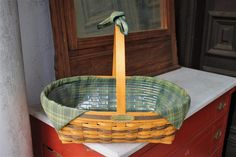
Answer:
[41,23,190,143]
[59,118,176,143]
[41,76,190,143]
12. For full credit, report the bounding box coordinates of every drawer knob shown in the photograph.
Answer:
[214,129,222,140]
[217,102,225,111]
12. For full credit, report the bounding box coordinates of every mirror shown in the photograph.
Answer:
[74,0,162,38]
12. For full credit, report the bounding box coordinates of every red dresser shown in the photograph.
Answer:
[29,68,236,157]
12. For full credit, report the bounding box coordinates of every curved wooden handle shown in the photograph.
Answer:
[113,25,126,114]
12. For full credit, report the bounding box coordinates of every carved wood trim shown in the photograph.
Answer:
[205,11,236,58]
[200,11,236,76]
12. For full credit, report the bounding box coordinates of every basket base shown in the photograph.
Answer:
[58,134,175,144]
[57,114,177,144]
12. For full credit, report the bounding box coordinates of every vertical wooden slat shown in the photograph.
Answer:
[169,0,179,66]
[160,0,168,29]
[49,0,71,79]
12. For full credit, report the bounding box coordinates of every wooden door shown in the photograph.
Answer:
[175,0,236,73]
[199,1,236,156]
[175,0,236,156]
[200,0,236,76]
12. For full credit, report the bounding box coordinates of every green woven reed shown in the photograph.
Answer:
[41,76,190,130]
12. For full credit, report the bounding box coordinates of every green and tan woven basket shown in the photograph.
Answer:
[41,12,190,144]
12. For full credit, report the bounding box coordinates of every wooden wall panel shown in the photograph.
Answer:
[201,11,236,77]
[49,0,179,79]
[197,1,236,156]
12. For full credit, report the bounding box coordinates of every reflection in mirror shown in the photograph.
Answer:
[74,0,161,38]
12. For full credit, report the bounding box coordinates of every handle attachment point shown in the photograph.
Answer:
[97,11,128,35]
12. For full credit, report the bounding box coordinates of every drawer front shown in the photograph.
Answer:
[210,94,229,120]
[131,92,232,157]
[43,145,62,157]
[169,128,212,157]
[31,116,103,157]
[130,101,213,157]
[210,115,228,153]
[210,146,223,157]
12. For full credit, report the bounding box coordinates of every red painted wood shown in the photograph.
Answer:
[30,116,43,157]
[30,117,103,157]
[210,146,223,157]
[43,145,62,157]
[30,91,233,157]
[40,118,63,154]
[169,127,212,157]
[210,115,228,154]
[131,92,232,157]
[130,99,214,157]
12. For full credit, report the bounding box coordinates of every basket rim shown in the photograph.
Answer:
[41,75,190,111]
[40,75,191,130]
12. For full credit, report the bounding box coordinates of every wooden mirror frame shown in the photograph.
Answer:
[49,0,179,79]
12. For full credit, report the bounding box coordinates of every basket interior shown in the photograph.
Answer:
[46,76,189,112]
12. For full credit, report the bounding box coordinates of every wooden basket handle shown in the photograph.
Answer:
[98,11,128,114]
[113,25,126,114]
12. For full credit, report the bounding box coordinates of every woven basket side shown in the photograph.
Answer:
[155,80,191,129]
[58,117,176,143]
[41,76,190,130]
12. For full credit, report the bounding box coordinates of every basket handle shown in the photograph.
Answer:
[98,11,128,114]
[113,25,126,114]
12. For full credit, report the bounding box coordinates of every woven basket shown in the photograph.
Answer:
[41,13,190,144]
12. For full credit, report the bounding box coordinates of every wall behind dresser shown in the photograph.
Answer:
[18,0,55,105]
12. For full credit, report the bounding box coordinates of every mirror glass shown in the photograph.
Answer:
[74,0,162,38]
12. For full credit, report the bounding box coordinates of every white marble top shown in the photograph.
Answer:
[29,67,236,157]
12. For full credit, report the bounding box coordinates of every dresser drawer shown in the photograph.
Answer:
[43,145,62,157]
[210,115,228,153]
[210,146,223,157]
[169,128,212,157]
[210,94,229,120]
